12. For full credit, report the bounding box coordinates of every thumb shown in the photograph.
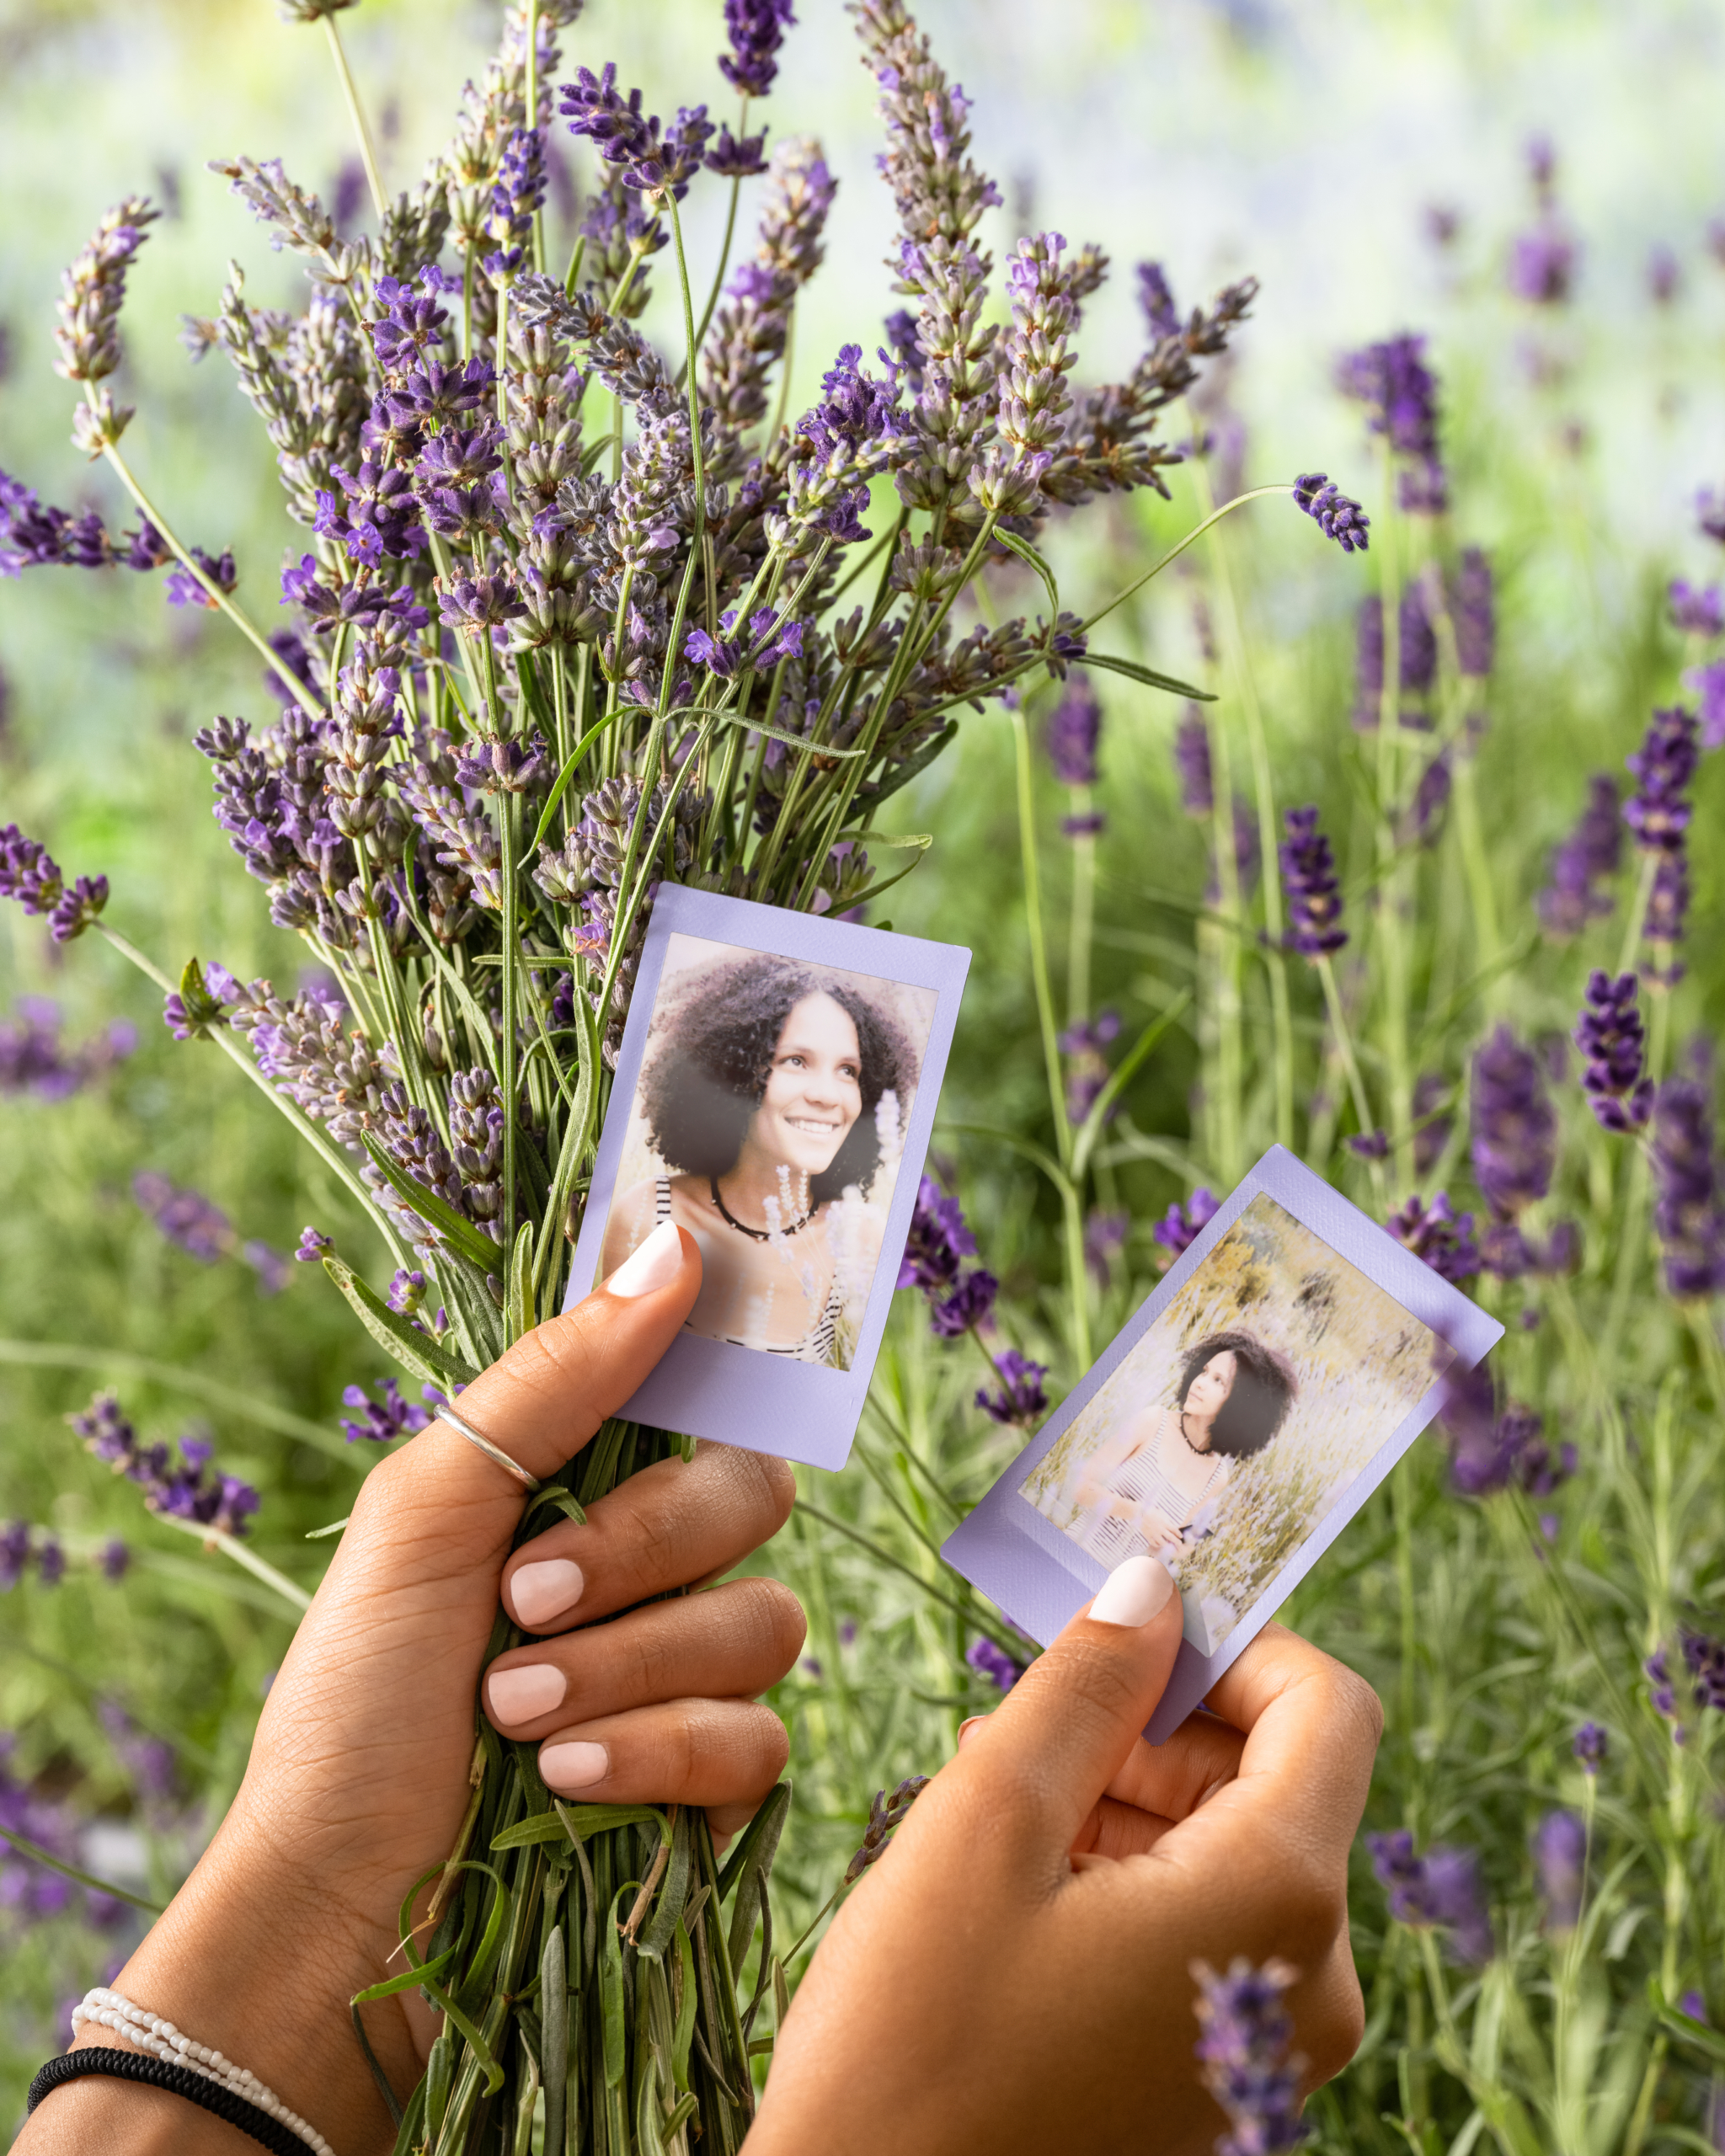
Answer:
[955,1556,1185,1860]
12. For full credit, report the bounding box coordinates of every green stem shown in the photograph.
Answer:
[1065,797,1096,1030]
[1450,751,1501,993]
[1081,485,1296,633]
[149,1508,313,1615]
[0,1823,163,1915]
[323,12,387,221]
[97,438,324,712]
[688,105,749,365]
[1617,851,1659,976]
[665,193,708,553]
[1315,952,1386,1208]
[501,795,521,1283]
[1204,689,1245,1187]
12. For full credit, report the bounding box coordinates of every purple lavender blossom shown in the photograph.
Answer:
[1136,261,1180,342]
[1367,1830,1493,1964]
[1046,673,1102,787]
[1191,1957,1310,2155]
[132,1171,232,1265]
[1625,706,1699,855]
[1670,579,1723,637]
[1452,548,1495,677]
[1336,333,1445,512]
[1509,216,1578,305]
[1684,659,1725,750]
[930,1267,999,1339]
[339,1378,431,1445]
[1083,1208,1129,1287]
[1574,971,1653,1133]
[975,1348,1049,1428]
[99,1540,130,1582]
[1279,806,1346,956]
[1059,1008,1120,1124]
[295,1225,333,1262]
[1173,706,1212,818]
[0,998,134,1100]
[719,0,797,99]
[1682,1625,1725,1712]
[897,1174,977,1296]
[1387,1193,1481,1285]
[1533,1808,1586,1929]
[1538,776,1621,936]
[965,1637,1020,1692]
[0,823,109,942]
[1152,1187,1220,1266]
[163,546,237,610]
[387,1267,428,1316]
[241,1240,292,1295]
[68,1390,259,1539]
[1413,1073,1453,1177]
[1471,1027,1556,1221]
[1292,472,1370,552]
[1573,1722,1608,1773]
[0,1520,29,1592]
[1650,1076,1725,1299]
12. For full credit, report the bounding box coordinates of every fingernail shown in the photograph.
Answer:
[956,1715,987,1749]
[487,1662,568,1725]
[511,1558,585,1630]
[1088,1554,1175,1629]
[604,1219,684,1299]
[540,1740,609,1791]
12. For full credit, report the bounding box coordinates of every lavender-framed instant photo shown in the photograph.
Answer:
[942,1145,1503,1742]
[566,883,970,1470]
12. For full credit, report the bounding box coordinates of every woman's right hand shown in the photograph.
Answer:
[747,1556,1381,2156]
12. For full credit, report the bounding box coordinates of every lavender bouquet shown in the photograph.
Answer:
[0,0,1361,2143]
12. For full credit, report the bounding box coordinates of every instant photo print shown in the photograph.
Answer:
[566,883,970,1470]
[942,1146,1503,1742]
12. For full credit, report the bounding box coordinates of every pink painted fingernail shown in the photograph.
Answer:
[604,1219,684,1299]
[1088,1554,1175,1629]
[511,1558,585,1629]
[541,1740,609,1791]
[487,1663,567,1725]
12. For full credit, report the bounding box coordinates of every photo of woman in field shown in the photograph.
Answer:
[598,935,937,1370]
[1025,1195,1446,1652]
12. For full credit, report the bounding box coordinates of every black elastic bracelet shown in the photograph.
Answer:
[27,2047,311,2156]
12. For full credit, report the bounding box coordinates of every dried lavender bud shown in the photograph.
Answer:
[53,195,159,387]
[1291,472,1370,552]
[842,1774,931,1884]
[1470,1026,1556,1219]
[975,1348,1049,1428]
[1279,806,1345,955]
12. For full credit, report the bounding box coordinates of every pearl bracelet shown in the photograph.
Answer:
[70,1989,337,2156]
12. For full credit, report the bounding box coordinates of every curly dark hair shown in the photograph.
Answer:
[1175,1329,1298,1460]
[638,953,920,1203]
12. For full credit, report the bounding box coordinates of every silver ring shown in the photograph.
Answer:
[436,1404,542,1493]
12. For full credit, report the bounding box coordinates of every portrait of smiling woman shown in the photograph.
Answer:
[598,937,934,1369]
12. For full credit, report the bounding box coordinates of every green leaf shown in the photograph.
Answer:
[522,1486,587,1534]
[1082,649,1215,701]
[848,829,933,852]
[1070,990,1195,1186]
[359,1136,503,1272]
[991,526,1060,620]
[304,1514,351,1540]
[506,1220,537,1343]
[638,1804,695,1963]
[710,706,864,757]
[531,708,618,854]
[602,1885,629,2088]
[350,1941,460,2004]
[322,1256,481,1393]
[494,1800,668,1851]
[719,1780,792,1971]
[671,1918,698,2092]
[540,1924,569,2155]
[1651,1979,1725,2067]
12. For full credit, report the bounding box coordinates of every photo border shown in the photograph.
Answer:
[565,883,971,1471]
[941,1145,1504,1742]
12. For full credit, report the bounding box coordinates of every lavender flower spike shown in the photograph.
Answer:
[1625,706,1700,855]
[1533,1808,1586,1931]
[1573,1722,1608,1774]
[1538,775,1621,937]
[1153,1187,1220,1265]
[720,0,797,99]
[1191,1957,1309,2156]
[1367,1830,1493,1964]
[965,1637,1020,1692]
[0,824,109,942]
[1279,806,1346,956]
[1574,971,1653,1133]
[975,1348,1049,1428]
[1650,1075,1725,1299]
[1046,672,1102,787]
[1292,472,1370,553]
[1470,1026,1556,1220]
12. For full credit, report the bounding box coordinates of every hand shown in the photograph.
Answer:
[1134,1501,1185,1550]
[749,1556,1381,2156]
[24,1224,803,2156]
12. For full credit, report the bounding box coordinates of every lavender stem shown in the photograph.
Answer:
[149,1508,312,1614]
[1081,484,1297,634]
[1315,951,1386,1207]
[321,12,387,222]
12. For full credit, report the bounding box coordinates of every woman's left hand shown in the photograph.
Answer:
[32,1224,803,2156]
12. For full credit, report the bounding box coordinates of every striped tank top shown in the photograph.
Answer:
[655,1177,842,1365]
[1081,1414,1224,1567]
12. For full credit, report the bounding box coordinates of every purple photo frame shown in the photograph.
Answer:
[564,883,971,1471]
[941,1145,1503,1742]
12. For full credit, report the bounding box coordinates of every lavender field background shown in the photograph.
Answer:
[4,0,1725,2146]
